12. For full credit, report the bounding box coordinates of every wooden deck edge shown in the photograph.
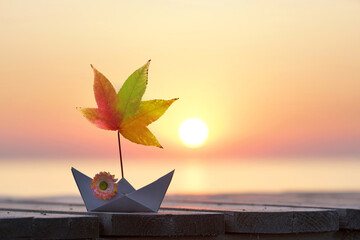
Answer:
[0,208,225,237]
[97,230,360,240]
[161,206,339,234]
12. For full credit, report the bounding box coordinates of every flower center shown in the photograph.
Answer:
[99,181,108,190]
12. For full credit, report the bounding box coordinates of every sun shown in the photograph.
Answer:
[179,118,209,147]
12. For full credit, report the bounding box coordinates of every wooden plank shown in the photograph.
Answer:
[0,211,33,238]
[0,200,338,235]
[34,193,360,231]
[0,202,224,237]
[165,193,360,230]
[0,201,87,213]
[97,231,360,240]
[98,211,224,237]
[221,231,360,240]
[0,210,99,239]
[31,213,99,239]
[2,193,360,237]
[339,209,360,230]
[164,193,360,209]
[162,202,339,234]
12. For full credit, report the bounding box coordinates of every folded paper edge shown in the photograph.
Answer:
[127,170,175,212]
[72,167,174,212]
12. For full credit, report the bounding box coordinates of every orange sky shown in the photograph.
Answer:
[1,0,360,160]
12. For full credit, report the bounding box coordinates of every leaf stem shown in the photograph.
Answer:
[117,131,124,179]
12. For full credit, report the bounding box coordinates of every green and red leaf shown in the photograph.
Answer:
[78,61,177,148]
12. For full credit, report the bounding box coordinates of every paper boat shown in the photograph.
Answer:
[71,167,174,212]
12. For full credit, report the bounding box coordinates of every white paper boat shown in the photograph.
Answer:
[71,167,174,212]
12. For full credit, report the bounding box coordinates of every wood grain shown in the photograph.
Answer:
[2,193,360,239]
[165,193,360,230]
[0,210,99,239]
[99,211,224,237]
[0,202,224,237]
[162,202,339,233]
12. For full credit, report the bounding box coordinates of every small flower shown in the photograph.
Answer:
[91,171,118,200]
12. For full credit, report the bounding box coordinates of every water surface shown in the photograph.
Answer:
[1,158,359,197]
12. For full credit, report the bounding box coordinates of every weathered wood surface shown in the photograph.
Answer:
[97,231,360,240]
[1,193,360,239]
[165,192,360,209]
[98,211,224,237]
[165,193,360,230]
[0,199,339,234]
[0,200,224,238]
[0,210,99,239]
[162,202,339,233]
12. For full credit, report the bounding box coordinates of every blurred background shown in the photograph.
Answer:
[1,0,359,197]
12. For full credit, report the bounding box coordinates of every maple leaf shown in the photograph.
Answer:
[77,60,178,148]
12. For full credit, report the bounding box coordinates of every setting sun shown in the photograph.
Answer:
[179,118,209,147]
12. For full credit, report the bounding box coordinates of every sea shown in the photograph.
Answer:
[1,157,360,197]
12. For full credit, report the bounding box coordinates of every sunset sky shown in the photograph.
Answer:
[1,0,360,161]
